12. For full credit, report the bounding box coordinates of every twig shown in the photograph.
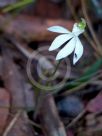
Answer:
[66,0,78,21]
[5,111,41,129]
[4,36,54,70]
[3,110,22,136]
[66,110,86,128]
[67,106,102,129]
[81,0,102,56]
[66,0,101,57]
[27,119,41,129]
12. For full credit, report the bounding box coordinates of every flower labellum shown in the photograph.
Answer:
[47,18,86,64]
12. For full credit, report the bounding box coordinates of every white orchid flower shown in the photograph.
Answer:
[48,18,86,64]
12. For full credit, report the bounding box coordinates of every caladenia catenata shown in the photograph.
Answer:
[27,18,86,92]
[48,18,86,65]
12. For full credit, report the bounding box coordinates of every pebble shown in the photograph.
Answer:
[57,96,84,117]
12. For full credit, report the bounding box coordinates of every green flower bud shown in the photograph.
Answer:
[77,18,86,30]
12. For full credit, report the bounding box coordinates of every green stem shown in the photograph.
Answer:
[51,60,62,76]
[3,0,33,12]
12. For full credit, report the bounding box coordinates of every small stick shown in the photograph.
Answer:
[66,110,86,128]
[3,110,22,136]
[81,0,102,56]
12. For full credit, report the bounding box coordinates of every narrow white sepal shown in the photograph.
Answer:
[49,34,73,51]
[47,26,70,34]
[56,37,76,60]
[73,37,83,64]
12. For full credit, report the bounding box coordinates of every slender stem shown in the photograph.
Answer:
[51,60,62,76]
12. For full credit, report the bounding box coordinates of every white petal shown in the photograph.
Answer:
[56,37,76,60]
[49,34,73,51]
[73,37,83,64]
[47,26,70,33]
[72,23,84,36]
